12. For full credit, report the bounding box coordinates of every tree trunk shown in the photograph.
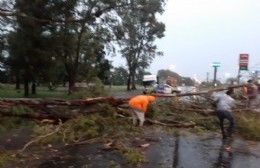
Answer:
[24,77,29,97]
[131,73,136,90]
[127,74,131,91]
[63,80,66,87]
[31,81,36,95]
[68,83,73,94]
[65,64,77,95]
[68,76,75,95]
[15,73,20,90]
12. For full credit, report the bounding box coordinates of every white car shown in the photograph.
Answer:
[155,84,181,94]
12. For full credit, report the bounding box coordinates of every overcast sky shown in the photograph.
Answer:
[112,0,260,82]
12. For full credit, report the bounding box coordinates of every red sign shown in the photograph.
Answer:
[239,54,249,70]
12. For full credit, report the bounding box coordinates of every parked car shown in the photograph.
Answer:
[155,84,181,94]
[142,74,181,94]
[143,83,181,94]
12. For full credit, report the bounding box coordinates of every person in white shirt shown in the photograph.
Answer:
[213,88,235,140]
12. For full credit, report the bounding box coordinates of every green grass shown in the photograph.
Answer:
[30,87,68,99]
[236,112,260,141]
[0,83,143,99]
[0,84,68,98]
[0,84,24,98]
[105,85,144,96]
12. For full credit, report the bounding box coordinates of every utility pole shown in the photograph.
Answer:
[213,66,217,86]
[211,62,221,87]
[237,69,241,84]
[206,72,209,84]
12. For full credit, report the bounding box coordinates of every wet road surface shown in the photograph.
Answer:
[1,128,260,168]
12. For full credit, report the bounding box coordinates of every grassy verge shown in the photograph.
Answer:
[235,112,260,141]
[0,84,68,98]
[0,83,143,99]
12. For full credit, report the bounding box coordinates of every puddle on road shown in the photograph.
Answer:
[173,134,260,168]
[142,132,260,168]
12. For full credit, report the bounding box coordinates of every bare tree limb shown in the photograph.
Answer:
[13,119,63,156]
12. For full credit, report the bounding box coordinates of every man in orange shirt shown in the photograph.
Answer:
[244,79,258,109]
[129,95,156,126]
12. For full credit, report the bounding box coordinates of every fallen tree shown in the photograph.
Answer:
[0,84,251,122]
[0,97,129,121]
[151,84,246,98]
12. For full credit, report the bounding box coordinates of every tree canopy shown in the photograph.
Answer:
[115,0,166,90]
[0,0,167,96]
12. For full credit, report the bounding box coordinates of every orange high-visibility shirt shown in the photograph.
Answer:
[129,95,155,112]
[243,86,248,94]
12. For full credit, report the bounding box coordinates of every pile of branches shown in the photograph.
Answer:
[0,97,129,122]
[0,85,253,156]
[0,84,251,124]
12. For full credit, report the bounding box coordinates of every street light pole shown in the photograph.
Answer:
[211,62,220,87]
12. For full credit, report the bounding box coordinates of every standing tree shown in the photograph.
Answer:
[157,69,182,85]
[116,0,166,90]
[0,16,7,83]
[47,0,120,94]
[113,66,128,85]
[0,0,15,83]
[1,0,167,95]
[7,0,55,97]
[2,0,121,95]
